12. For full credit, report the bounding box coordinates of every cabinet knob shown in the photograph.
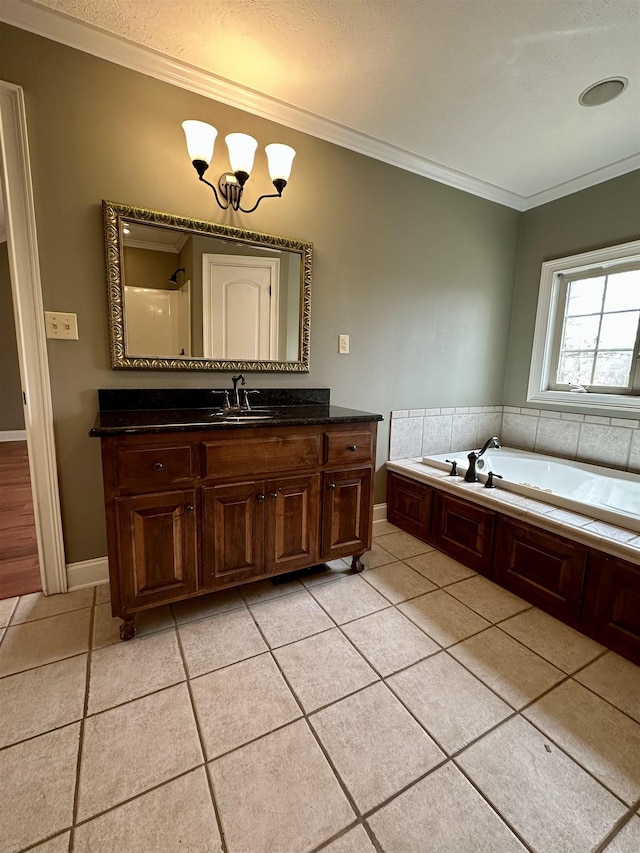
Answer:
[269,492,278,500]
[328,483,336,490]
[348,444,357,452]
[153,462,164,471]
[185,504,194,513]
[257,494,265,502]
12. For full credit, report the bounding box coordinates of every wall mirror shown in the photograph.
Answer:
[103,200,312,371]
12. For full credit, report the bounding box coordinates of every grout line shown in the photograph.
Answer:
[593,796,640,853]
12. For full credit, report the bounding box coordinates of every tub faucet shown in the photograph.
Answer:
[464,436,501,483]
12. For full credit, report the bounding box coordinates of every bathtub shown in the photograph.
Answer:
[422,446,640,533]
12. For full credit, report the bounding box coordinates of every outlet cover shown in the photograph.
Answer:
[338,334,350,354]
[45,311,79,340]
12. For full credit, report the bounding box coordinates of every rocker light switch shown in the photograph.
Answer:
[45,311,79,340]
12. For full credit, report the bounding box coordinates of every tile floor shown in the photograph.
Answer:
[1,524,640,852]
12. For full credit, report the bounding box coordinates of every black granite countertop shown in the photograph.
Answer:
[89,388,383,436]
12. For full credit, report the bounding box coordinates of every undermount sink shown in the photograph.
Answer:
[209,409,280,421]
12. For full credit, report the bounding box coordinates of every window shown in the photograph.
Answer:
[528,240,640,413]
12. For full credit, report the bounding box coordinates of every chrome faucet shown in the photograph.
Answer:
[231,374,245,408]
[464,436,501,483]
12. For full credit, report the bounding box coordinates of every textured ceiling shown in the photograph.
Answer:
[4,0,640,206]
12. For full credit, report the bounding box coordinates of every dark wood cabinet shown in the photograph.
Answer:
[493,517,588,622]
[431,491,495,574]
[99,420,377,638]
[386,472,432,540]
[582,552,640,664]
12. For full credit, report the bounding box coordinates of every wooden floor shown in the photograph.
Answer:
[0,440,41,599]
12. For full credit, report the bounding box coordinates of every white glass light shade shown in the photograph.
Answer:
[265,144,296,183]
[182,120,217,165]
[225,133,258,175]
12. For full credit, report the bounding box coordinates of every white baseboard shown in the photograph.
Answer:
[0,429,27,442]
[373,502,387,523]
[66,556,109,590]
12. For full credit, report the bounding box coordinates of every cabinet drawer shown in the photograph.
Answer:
[116,445,194,489]
[324,430,374,465]
[203,433,322,479]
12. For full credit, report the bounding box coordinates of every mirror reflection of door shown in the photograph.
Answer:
[124,280,192,358]
[202,255,280,360]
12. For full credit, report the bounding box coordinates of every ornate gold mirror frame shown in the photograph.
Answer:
[103,200,312,371]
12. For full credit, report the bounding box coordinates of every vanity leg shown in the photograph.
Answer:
[351,555,365,573]
[119,615,137,641]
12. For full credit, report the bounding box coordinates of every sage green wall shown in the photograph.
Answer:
[504,171,640,413]
[0,23,519,563]
[0,240,25,431]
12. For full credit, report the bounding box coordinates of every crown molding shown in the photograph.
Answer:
[523,152,640,210]
[0,0,526,211]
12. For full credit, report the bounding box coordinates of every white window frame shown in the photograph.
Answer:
[527,239,640,414]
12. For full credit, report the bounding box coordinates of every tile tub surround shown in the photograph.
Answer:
[389,404,640,473]
[0,535,639,852]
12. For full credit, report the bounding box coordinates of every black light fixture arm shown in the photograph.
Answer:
[191,159,287,213]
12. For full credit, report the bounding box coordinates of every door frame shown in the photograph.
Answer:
[0,81,66,595]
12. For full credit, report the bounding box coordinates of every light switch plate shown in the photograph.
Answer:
[45,311,79,340]
[338,334,350,354]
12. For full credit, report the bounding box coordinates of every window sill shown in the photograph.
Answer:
[527,389,640,415]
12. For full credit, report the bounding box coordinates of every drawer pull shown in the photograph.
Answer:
[153,462,164,471]
[328,482,336,490]
[185,504,194,513]
[348,444,357,451]
[269,492,278,500]
[257,494,266,502]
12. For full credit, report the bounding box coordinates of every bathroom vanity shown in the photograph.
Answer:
[91,389,382,639]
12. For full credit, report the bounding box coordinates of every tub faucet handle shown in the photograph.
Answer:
[485,471,503,489]
[445,459,459,476]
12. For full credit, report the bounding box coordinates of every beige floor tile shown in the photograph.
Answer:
[178,607,267,678]
[94,583,111,605]
[311,681,444,812]
[372,519,402,538]
[500,607,604,673]
[360,542,397,569]
[388,652,512,754]
[273,628,377,712]
[0,608,91,677]
[172,588,245,623]
[88,628,185,714]
[363,561,436,603]
[209,719,355,853]
[301,561,352,588]
[322,825,376,852]
[0,723,80,852]
[524,680,640,805]
[450,626,564,709]
[605,816,640,852]
[575,652,640,723]
[405,549,475,586]
[31,832,71,852]
[398,589,490,648]
[74,768,222,853]
[374,530,432,559]
[249,589,334,647]
[77,683,203,821]
[12,588,94,624]
[457,716,627,853]
[342,607,439,677]
[191,652,301,758]
[367,761,526,852]
[0,654,87,748]
[310,575,390,624]
[240,577,303,604]
[0,595,18,628]
[445,575,531,623]
[92,602,174,649]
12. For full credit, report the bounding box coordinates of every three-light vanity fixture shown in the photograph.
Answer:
[182,120,296,214]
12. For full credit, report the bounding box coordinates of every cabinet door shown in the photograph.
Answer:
[266,474,321,574]
[116,490,198,611]
[494,517,587,621]
[204,481,266,587]
[582,552,640,665]
[387,472,432,541]
[322,467,372,560]
[431,491,494,574]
